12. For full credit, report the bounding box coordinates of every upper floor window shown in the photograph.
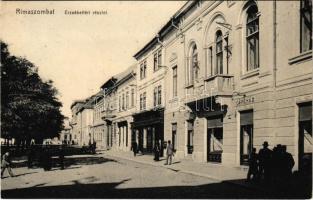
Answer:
[153,50,162,72]
[126,91,129,110]
[157,85,162,105]
[131,88,135,107]
[122,93,125,110]
[143,92,146,110]
[173,66,177,97]
[301,0,312,53]
[187,43,199,85]
[215,30,223,74]
[246,5,259,71]
[140,94,143,110]
[140,60,147,79]
[153,87,157,107]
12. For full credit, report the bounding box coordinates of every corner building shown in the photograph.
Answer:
[140,0,313,168]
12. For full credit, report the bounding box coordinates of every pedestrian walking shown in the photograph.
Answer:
[131,141,138,157]
[154,141,160,161]
[247,148,258,181]
[59,145,65,170]
[258,141,272,181]
[165,140,174,165]
[1,152,14,178]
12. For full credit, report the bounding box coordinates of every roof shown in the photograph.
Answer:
[133,1,195,60]
[70,100,85,109]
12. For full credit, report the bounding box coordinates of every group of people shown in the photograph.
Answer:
[131,140,175,165]
[247,141,295,183]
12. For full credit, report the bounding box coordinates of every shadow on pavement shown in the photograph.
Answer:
[2,177,311,199]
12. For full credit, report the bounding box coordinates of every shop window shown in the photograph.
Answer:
[298,102,312,172]
[207,116,223,163]
[300,0,312,53]
[240,110,254,165]
[246,5,259,71]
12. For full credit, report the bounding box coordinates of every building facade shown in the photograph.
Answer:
[69,0,312,170]
[152,0,312,168]
[112,65,137,151]
[133,38,166,155]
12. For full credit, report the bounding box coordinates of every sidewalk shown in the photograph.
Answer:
[103,150,266,192]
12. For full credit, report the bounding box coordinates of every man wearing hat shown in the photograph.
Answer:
[258,141,272,181]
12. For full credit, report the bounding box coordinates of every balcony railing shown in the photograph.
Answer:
[185,74,234,103]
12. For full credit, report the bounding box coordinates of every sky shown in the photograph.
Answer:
[1,1,186,118]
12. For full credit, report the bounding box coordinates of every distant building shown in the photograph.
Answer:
[59,117,72,144]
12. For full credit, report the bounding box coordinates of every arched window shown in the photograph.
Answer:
[191,44,199,82]
[215,30,223,74]
[300,0,312,53]
[246,5,259,71]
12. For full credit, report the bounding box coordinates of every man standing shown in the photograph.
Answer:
[1,152,14,178]
[165,140,174,165]
[258,141,272,181]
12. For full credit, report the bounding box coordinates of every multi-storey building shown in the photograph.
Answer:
[79,97,94,146]
[133,36,166,155]
[142,0,312,169]
[92,90,106,149]
[113,65,136,151]
[70,100,85,145]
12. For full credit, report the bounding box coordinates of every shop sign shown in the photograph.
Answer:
[236,96,255,106]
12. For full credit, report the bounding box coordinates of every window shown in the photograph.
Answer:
[192,45,199,81]
[153,50,162,71]
[215,30,223,74]
[240,110,253,165]
[246,5,259,71]
[119,96,121,111]
[208,47,213,76]
[154,53,158,71]
[140,94,143,111]
[140,61,147,79]
[187,44,199,85]
[301,0,312,53]
[126,91,129,110]
[131,88,135,107]
[172,123,177,150]
[158,50,162,68]
[143,92,146,110]
[173,66,177,97]
[157,85,162,105]
[153,87,157,107]
[122,93,125,110]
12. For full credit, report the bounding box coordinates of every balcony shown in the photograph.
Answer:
[185,74,234,104]
[204,74,234,95]
[101,109,116,121]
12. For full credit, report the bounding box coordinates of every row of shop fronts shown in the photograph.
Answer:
[70,0,312,170]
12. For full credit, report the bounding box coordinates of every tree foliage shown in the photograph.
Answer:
[1,41,64,144]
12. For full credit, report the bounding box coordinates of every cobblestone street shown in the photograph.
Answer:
[2,152,310,199]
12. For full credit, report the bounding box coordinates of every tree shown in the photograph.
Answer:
[1,41,64,145]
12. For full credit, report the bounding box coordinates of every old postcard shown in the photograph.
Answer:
[1,0,312,199]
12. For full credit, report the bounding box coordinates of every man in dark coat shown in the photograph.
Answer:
[258,141,272,181]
